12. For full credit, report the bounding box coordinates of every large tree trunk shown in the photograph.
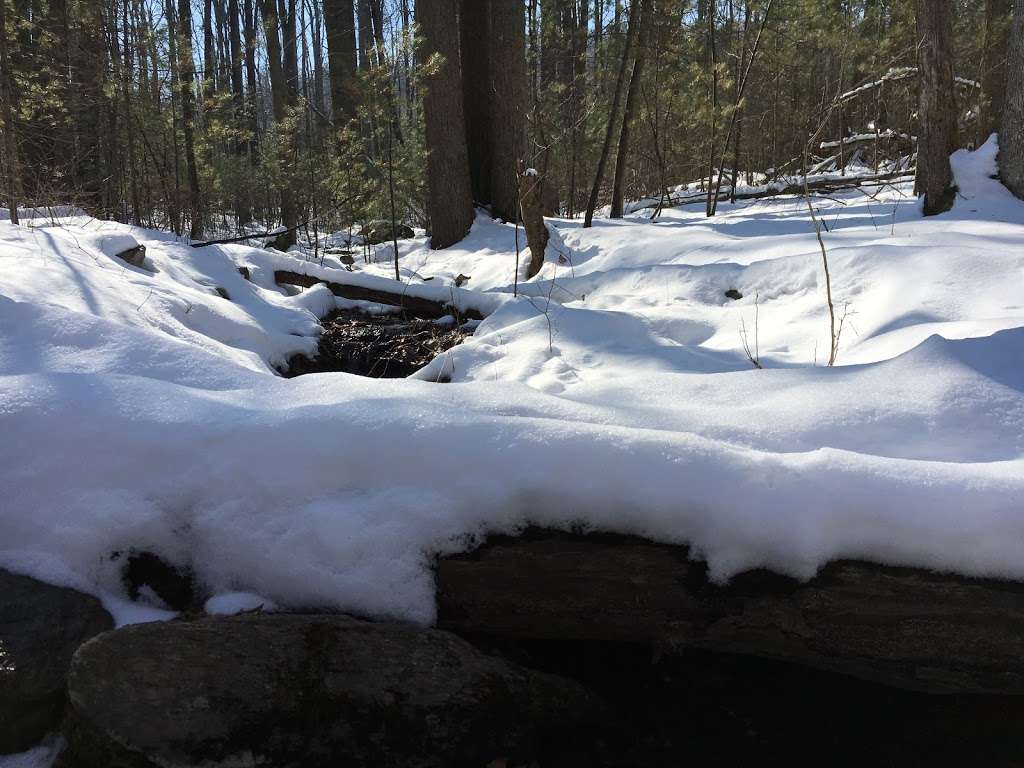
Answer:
[1000,0,1024,198]
[981,0,1012,142]
[915,0,958,216]
[583,0,639,227]
[280,0,299,103]
[460,0,492,205]
[417,0,474,249]
[437,529,1024,695]
[0,0,21,224]
[178,0,204,238]
[260,0,298,248]
[357,0,372,69]
[610,0,650,218]
[228,0,250,223]
[488,0,529,223]
[324,0,359,124]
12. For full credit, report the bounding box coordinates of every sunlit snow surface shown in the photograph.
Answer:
[1,137,1022,629]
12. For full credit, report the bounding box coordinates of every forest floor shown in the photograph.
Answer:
[1,136,1023,632]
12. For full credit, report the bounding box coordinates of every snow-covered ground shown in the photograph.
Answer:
[1,137,1022,631]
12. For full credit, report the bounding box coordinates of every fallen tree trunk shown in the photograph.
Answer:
[190,221,308,248]
[632,170,915,214]
[436,529,1024,695]
[274,270,484,321]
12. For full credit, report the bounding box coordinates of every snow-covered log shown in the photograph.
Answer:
[274,270,486,320]
[630,170,915,213]
[436,530,1024,695]
[838,66,980,105]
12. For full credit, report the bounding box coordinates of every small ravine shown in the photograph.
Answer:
[283,308,471,379]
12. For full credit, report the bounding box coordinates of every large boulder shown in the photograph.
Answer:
[436,529,1024,695]
[0,569,113,753]
[62,614,605,768]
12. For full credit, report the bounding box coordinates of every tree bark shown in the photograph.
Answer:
[178,0,204,238]
[324,0,359,124]
[981,0,1012,141]
[460,0,492,205]
[0,0,21,224]
[583,0,639,227]
[417,0,474,249]
[280,0,299,103]
[610,0,650,218]
[915,0,958,216]
[260,0,298,247]
[203,0,216,104]
[488,0,530,223]
[1000,0,1024,198]
[520,167,549,278]
[437,529,1024,695]
[357,0,372,69]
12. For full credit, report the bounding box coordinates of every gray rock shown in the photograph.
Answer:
[360,220,415,245]
[0,569,113,754]
[63,614,605,768]
[116,244,147,268]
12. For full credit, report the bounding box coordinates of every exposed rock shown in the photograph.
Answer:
[360,220,415,245]
[0,569,112,754]
[725,288,743,300]
[62,614,606,768]
[436,529,1024,694]
[116,244,147,268]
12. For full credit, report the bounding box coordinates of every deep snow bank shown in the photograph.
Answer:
[1,137,1022,626]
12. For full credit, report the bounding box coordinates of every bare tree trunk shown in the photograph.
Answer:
[325,0,359,124]
[520,167,550,279]
[489,0,529,223]
[461,0,492,205]
[583,0,639,227]
[417,0,474,248]
[610,0,649,218]
[0,0,22,224]
[309,0,325,114]
[203,0,216,104]
[260,0,298,246]
[369,0,385,66]
[178,0,204,237]
[981,0,1012,142]
[1001,0,1024,197]
[280,0,299,103]
[357,0,371,69]
[915,0,958,215]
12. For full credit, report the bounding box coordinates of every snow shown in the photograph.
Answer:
[0,736,63,768]
[205,591,277,615]
[0,136,1022,632]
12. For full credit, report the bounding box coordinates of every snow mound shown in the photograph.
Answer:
[1,135,1023,627]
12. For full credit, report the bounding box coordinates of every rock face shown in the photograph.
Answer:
[116,244,147,268]
[360,220,415,245]
[436,530,1024,695]
[63,614,605,768]
[0,569,113,754]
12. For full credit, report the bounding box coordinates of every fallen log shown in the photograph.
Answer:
[436,529,1024,695]
[190,221,309,248]
[631,170,915,214]
[274,269,484,321]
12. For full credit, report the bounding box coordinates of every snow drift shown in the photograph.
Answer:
[0,137,1022,627]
